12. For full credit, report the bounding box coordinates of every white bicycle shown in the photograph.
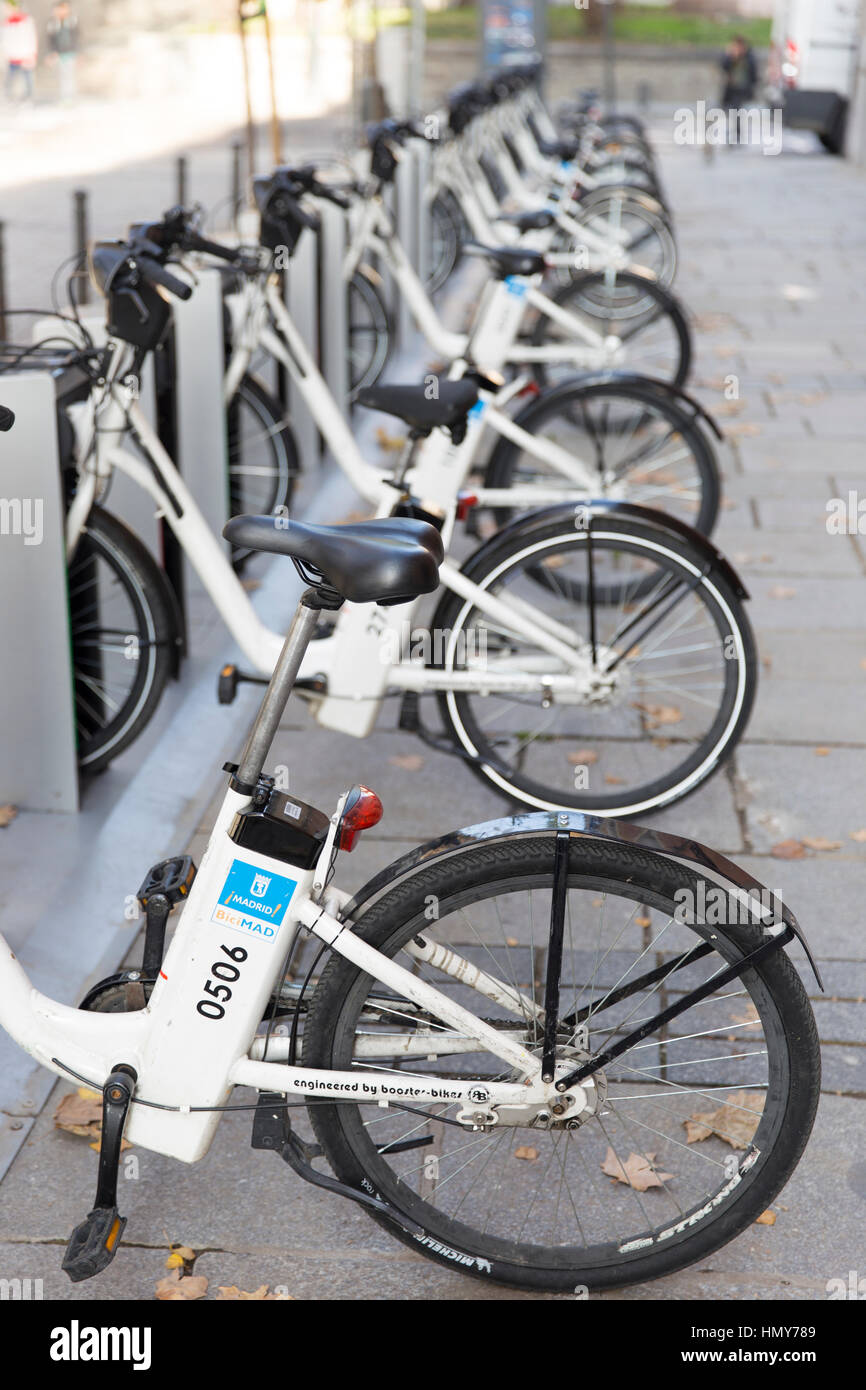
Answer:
[0,489,821,1292]
[58,231,754,822]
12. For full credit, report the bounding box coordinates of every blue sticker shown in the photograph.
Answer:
[211,858,297,943]
[504,275,528,299]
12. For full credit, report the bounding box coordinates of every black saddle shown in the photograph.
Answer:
[222,515,444,606]
[356,379,478,435]
[464,242,547,279]
[494,208,557,233]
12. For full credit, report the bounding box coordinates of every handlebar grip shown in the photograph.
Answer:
[186,230,240,263]
[136,254,193,301]
[0,406,14,432]
[315,183,351,210]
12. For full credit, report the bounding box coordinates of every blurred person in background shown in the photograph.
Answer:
[720,34,758,145]
[2,0,38,103]
[46,0,79,102]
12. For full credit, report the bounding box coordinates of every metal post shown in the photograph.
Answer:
[261,0,282,166]
[238,1,257,185]
[601,0,616,114]
[0,222,7,342]
[73,189,90,306]
[176,155,188,206]
[231,139,244,214]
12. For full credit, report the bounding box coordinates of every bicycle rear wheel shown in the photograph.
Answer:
[227,373,299,568]
[304,836,819,1292]
[70,506,175,774]
[347,267,391,398]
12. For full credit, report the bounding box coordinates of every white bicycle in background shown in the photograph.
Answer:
[0,454,822,1291]
[51,226,755,822]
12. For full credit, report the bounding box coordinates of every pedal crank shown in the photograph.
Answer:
[61,1064,137,1283]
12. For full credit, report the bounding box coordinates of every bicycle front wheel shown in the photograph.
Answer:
[304,835,819,1292]
[70,506,175,774]
[227,374,299,568]
[433,510,756,816]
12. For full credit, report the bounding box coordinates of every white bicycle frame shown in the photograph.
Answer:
[0,597,591,1166]
[66,339,598,737]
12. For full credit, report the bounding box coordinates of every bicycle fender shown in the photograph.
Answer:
[342,811,822,989]
[542,370,724,443]
[453,498,749,600]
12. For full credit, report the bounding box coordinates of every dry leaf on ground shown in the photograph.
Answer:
[755,1210,776,1226]
[683,1091,764,1149]
[632,702,682,730]
[567,749,598,765]
[388,754,425,772]
[770,839,806,860]
[601,1148,673,1191]
[216,1285,293,1300]
[514,1146,539,1161]
[768,585,796,599]
[155,1269,208,1301]
[165,1246,196,1270]
[54,1088,131,1151]
[0,805,17,828]
[375,427,406,453]
[801,836,842,852]
[850,829,866,843]
[814,747,831,757]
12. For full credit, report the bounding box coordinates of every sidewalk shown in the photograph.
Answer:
[1,130,865,1302]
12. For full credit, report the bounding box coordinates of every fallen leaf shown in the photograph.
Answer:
[768,585,796,599]
[592,897,604,908]
[632,702,682,730]
[240,578,261,593]
[814,747,830,757]
[635,916,651,928]
[604,774,624,785]
[684,1091,764,1149]
[771,839,806,860]
[601,1148,673,1191]
[505,936,519,947]
[155,1269,208,1301]
[165,1245,196,1270]
[0,805,17,828]
[726,422,762,437]
[850,829,866,843]
[55,1088,131,1151]
[388,754,425,772]
[801,836,841,852]
[375,426,406,453]
[567,749,598,765]
[216,1284,293,1300]
[514,1146,539,1161]
[755,1209,776,1226]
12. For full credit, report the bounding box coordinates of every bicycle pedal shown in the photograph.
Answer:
[137,854,196,911]
[218,663,270,705]
[61,1207,127,1283]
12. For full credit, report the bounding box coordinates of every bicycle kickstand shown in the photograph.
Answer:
[61,1064,137,1283]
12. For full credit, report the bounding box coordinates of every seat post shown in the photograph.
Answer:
[232,591,323,793]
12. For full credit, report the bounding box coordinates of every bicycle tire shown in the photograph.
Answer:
[227,373,300,568]
[70,506,175,774]
[347,266,391,398]
[432,508,756,816]
[529,271,692,390]
[304,836,819,1292]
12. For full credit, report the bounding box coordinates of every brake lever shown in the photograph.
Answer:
[117,286,150,323]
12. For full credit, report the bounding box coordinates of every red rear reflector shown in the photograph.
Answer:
[456,492,478,521]
[338,785,383,851]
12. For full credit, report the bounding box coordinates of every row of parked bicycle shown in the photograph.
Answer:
[0,67,821,1296]
[7,65,747,823]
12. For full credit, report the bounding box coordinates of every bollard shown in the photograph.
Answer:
[72,189,90,306]
[176,155,188,207]
[0,221,7,342]
[637,80,651,113]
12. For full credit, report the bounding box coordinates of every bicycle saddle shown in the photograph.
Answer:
[464,243,547,279]
[355,379,478,434]
[222,515,444,606]
[494,208,557,233]
[536,135,581,161]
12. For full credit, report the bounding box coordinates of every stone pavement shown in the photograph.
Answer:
[1,125,865,1302]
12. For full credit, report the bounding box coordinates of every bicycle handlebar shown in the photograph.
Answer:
[134,253,193,301]
[183,229,240,262]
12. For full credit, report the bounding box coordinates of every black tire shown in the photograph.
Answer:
[70,506,175,774]
[553,191,677,291]
[427,190,466,294]
[484,377,720,539]
[432,509,757,816]
[530,271,692,389]
[304,836,820,1292]
[347,266,391,398]
[227,373,300,569]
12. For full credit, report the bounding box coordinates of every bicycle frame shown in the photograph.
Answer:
[65,350,597,722]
